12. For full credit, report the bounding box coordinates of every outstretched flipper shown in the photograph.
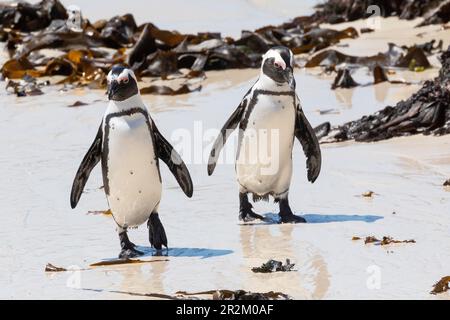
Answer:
[207,95,250,175]
[70,123,103,209]
[152,122,193,198]
[295,96,322,183]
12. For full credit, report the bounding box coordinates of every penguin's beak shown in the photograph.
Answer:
[107,80,119,100]
[284,67,295,90]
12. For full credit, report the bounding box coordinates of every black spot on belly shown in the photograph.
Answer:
[138,190,142,194]
[130,170,134,175]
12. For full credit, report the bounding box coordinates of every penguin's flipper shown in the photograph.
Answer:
[207,98,248,175]
[152,124,194,198]
[70,123,103,209]
[295,105,322,183]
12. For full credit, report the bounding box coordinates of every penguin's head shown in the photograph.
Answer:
[261,46,295,89]
[107,66,139,101]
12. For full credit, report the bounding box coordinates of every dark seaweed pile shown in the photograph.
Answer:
[251,259,295,273]
[0,0,358,95]
[312,0,450,26]
[306,40,443,89]
[317,46,450,142]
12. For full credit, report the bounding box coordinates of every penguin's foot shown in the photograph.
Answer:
[148,212,168,251]
[239,192,265,222]
[119,247,144,259]
[239,209,266,222]
[118,231,143,259]
[279,213,307,224]
[278,197,306,223]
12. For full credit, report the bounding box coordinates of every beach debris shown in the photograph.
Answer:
[305,43,432,70]
[373,65,389,84]
[0,0,360,95]
[87,209,112,216]
[353,236,416,245]
[45,263,67,272]
[140,84,202,96]
[443,179,450,186]
[314,122,331,140]
[5,76,48,97]
[68,100,88,107]
[0,0,67,32]
[317,108,340,115]
[418,0,450,27]
[360,28,374,34]
[362,191,376,198]
[311,0,450,27]
[318,46,450,143]
[46,258,168,272]
[331,68,358,89]
[90,258,168,267]
[176,290,291,300]
[430,276,450,295]
[251,259,295,273]
[82,288,290,300]
[82,288,179,299]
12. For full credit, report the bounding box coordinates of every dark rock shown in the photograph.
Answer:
[373,65,389,84]
[332,68,358,89]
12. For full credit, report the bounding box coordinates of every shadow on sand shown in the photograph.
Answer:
[137,247,234,259]
[241,213,383,225]
[302,214,383,223]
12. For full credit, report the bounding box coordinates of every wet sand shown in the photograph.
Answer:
[0,14,450,299]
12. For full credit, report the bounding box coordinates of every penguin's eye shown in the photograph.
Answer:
[123,77,129,84]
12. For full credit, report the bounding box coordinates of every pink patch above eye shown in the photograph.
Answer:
[117,76,129,83]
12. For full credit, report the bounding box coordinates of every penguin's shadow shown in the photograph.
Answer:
[241,213,383,225]
[136,247,233,259]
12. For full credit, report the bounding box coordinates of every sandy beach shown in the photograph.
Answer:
[0,1,449,300]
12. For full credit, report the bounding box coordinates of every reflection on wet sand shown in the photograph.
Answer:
[240,223,330,299]
[334,88,354,108]
[374,82,389,103]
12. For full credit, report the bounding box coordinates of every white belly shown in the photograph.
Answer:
[105,113,162,228]
[236,94,295,196]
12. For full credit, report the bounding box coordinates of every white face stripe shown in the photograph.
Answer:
[262,48,294,70]
[107,68,137,83]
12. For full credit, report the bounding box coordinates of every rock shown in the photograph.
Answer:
[332,68,358,89]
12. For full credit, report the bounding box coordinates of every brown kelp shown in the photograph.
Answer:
[430,276,450,294]
[0,0,358,95]
[354,236,416,245]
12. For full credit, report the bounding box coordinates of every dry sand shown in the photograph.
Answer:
[0,14,449,299]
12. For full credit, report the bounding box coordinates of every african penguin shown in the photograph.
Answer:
[208,46,321,223]
[70,66,193,258]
